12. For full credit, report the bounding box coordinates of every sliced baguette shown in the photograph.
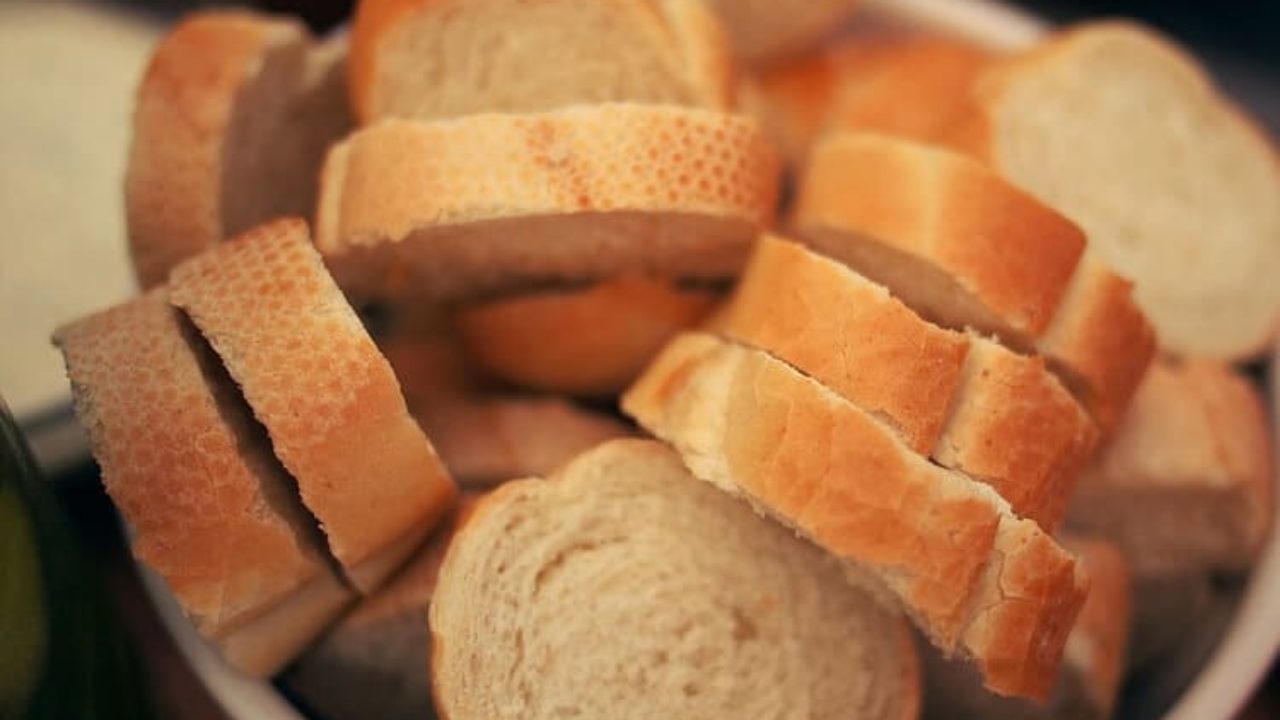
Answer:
[623,332,1087,699]
[456,276,720,397]
[714,235,1095,528]
[704,0,861,65]
[126,10,351,289]
[949,21,1280,359]
[348,0,734,124]
[53,291,353,674]
[922,536,1131,720]
[1067,359,1274,577]
[316,104,780,301]
[794,133,1155,431]
[430,439,921,720]
[168,218,457,593]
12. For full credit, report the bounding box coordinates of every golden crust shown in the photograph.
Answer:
[456,276,719,397]
[795,133,1085,337]
[168,218,457,592]
[1060,535,1131,717]
[125,10,305,289]
[53,291,332,636]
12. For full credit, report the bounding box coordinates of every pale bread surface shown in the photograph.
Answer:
[705,0,861,65]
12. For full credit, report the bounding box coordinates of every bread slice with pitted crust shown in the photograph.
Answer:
[947,22,1280,360]
[315,104,780,301]
[53,291,353,676]
[126,10,351,289]
[430,439,921,720]
[348,0,735,124]
[623,332,1088,700]
[168,218,457,594]
[793,133,1154,432]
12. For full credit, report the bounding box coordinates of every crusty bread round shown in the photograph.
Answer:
[950,22,1280,360]
[794,133,1155,432]
[53,291,351,670]
[316,104,780,301]
[705,0,861,65]
[431,439,921,720]
[348,0,734,124]
[714,235,1095,529]
[456,276,719,397]
[167,218,457,593]
[623,332,1088,700]
[126,10,351,289]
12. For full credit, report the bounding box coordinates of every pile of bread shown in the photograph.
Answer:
[53,0,1277,718]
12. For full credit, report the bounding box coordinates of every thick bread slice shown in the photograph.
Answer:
[316,104,780,301]
[286,494,477,720]
[922,536,1131,720]
[794,133,1155,431]
[168,218,457,593]
[704,0,861,65]
[949,22,1280,359]
[714,235,1095,528]
[53,292,353,673]
[623,332,1088,699]
[1067,359,1274,577]
[348,0,733,124]
[430,439,921,720]
[126,10,352,289]
[456,276,720,397]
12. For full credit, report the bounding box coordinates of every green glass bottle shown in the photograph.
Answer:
[0,398,153,720]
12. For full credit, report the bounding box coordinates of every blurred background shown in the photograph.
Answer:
[0,0,1275,717]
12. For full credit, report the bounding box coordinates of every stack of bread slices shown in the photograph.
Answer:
[53,1,1278,719]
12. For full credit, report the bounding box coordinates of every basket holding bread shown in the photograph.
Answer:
[53,0,1278,718]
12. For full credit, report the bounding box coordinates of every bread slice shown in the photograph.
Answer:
[168,218,457,593]
[623,332,1088,699]
[713,235,1095,529]
[126,10,352,289]
[53,291,353,674]
[315,104,780,301]
[285,494,477,720]
[949,22,1280,359]
[794,133,1155,431]
[455,276,720,397]
[348,0,733,124]
[430,439,921,720]
[704,0,861,65]
[922,536,1131,720]
[1067,359,1274,577]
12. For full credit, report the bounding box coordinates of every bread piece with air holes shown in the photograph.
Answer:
[1067,359,1274,578]
[455,276,720,398]
[922,535,1131,720]
[53,292,353,676]
[713,235,1095,530]
[430,439,922,720]
[168,218,457,594]
[793,132,1155,432]
[623,332,1088,700]
[315,104,780,301]
[126,9,352,289]
[948,21,1280,360]
[348,0,734,124]
[704,0,861,65]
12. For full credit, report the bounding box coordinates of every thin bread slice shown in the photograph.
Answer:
[713,235,1095,528]
[316,104,780,301]
[53,291,352,674]
[623,332,1087,699]
[922,536,1131,720]
[126,10,352,289]
[794,133,1155,431]
[455,276,720,397]
[168,218,457,593]
[430,439,921,720]
[704,0,861,65]
[948,21,1280,359]
[348,0,734,124]
[1067,359,1274,577]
